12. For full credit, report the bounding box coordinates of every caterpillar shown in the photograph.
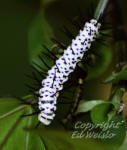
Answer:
[38,19,101,125]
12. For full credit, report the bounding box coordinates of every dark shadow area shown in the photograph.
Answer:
[0,0,40,96]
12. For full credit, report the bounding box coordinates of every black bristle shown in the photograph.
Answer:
[32,72,42,86]
[42,51,56,62]
[58,101,74,104]
[96,38,107,46]
[38,55,51,69]
[101,26,113,30]
[100,32,112,38]
[51,38,66,49]
[61,26,75,39]
[35,122,41,128]
[22,111,40,117]
[41,44,58,59]
[25,83,39,91]
[30,65,46,79]
[32,61,47,75]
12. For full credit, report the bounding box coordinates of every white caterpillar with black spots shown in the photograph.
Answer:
[38,19,101,125]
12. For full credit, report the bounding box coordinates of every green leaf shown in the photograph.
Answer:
[90,102,116,124]
[119,133,127,150]
[104,64,127,83]
[27,128,113,150]
[109,86,125,106]
[76,100,119,123]
[3,115,44,150]
[0,96,45,150]
[76,100,106,114]
[0,97,25,118]
[107,110,116,121]
[101,115,126,147]
[0,105,45,150]
[0,109,24,149]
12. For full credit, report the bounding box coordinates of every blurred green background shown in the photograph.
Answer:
[0,0,40,96]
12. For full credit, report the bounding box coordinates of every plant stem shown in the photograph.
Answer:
[94,0,109,20]
[62,78,83,126]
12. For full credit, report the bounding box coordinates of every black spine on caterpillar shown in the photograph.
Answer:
[38,19,101,125]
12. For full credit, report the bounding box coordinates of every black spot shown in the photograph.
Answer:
[77,57,81,59]
[63,75,66,78]
[40,96,43,98]
[50,101,54,104]
[50,108,55,112]
[69,66,73,70]
[40,108,45,111]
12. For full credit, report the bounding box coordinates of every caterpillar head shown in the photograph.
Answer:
[38,113,51,125]
[38,112,55,125]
